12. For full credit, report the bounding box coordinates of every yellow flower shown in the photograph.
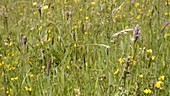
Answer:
[42,5,48,10]
[155,81,164,89]
[158,76,165,81]
[9,42,14,46]
[15,61,18,65]
[0,61,4,67]
[29,61,33,65]
[42,65,46,69]
[6,64,11,69]
[74,88,81,96]
[151,56,155,60]
[74,25,78,29]
[136,15,141,20]
[146,10,151,17]
[6,88,11,94]
[11,76,18,81]
[164,33,170,38]
[128,56,136,65]
[91,2,96,5]
[164,12,169,16]
[8,67,16,71]
[134,3,139,7]
[33,11,38,15]
[138,8,141,12]
[74,44,77,48]
[143,89,152,94]
[139,74,143,78]
[25,86,32,92]
[79,8,83,12]
[130,11,134,16]
[11,52,15,56]
[84,31,88,35]
[165,1,170,5]
[29,73,34,78]
[38,26,42,31]
[114,69,119,75]
[146,49,152,54]
[118,58,124,65]
[33,2,37,6]
[85,16,89,20]
[108,7,111,11]
[67,65,70,69]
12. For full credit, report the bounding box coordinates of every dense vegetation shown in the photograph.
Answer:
[0,0,170,96]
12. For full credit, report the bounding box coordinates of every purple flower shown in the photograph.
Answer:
[131,0,135,4]
[131,24,141,42]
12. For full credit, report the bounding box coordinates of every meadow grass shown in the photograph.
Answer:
[0,0,170,96]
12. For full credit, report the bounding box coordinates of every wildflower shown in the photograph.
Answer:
[85,17,89,20]
[42,5,48,10]
[33,2,37,6]
[165,1,170,5]
[74,25,78,29]
[25,86,32,92]
[74,44,77,48]
[155,81,164,89]
[131,0,135,4]
[91,2,96,5]
[15,61,18,65]
[129,56,136,65]
[138,8,141,12]
[99,74,106,81]
[136,15,141,20]
[4,42,8,45]
[6,88,12,95]
[146,49,152,54]
[11,52,15,56]
[79,8,83,12]
[118,58,124,65]
[158,76,165,81]
[0,61,4,67]
[131,24,141,42]
[74,88,81,96]
[67,66,70,69]
[84,31,88,35]
[164,12,169,16]
[1,72,5,77]
[29,61,33,65]
[164,33,170,38]
[6,64,11,69]
[108,7,111,11]
[143,89,152,94]
[139,74,143,78]
[42,65,46,69]
[146,10,152,17]
[38,26,42,31]
[114,69,119,75]
[151,56,155,60]
[29,73,34,78]
[11,76,18,81]
[134,3,139,7]
[8,67,16,71]
[9,42,14,46]
[33,11,38,15]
